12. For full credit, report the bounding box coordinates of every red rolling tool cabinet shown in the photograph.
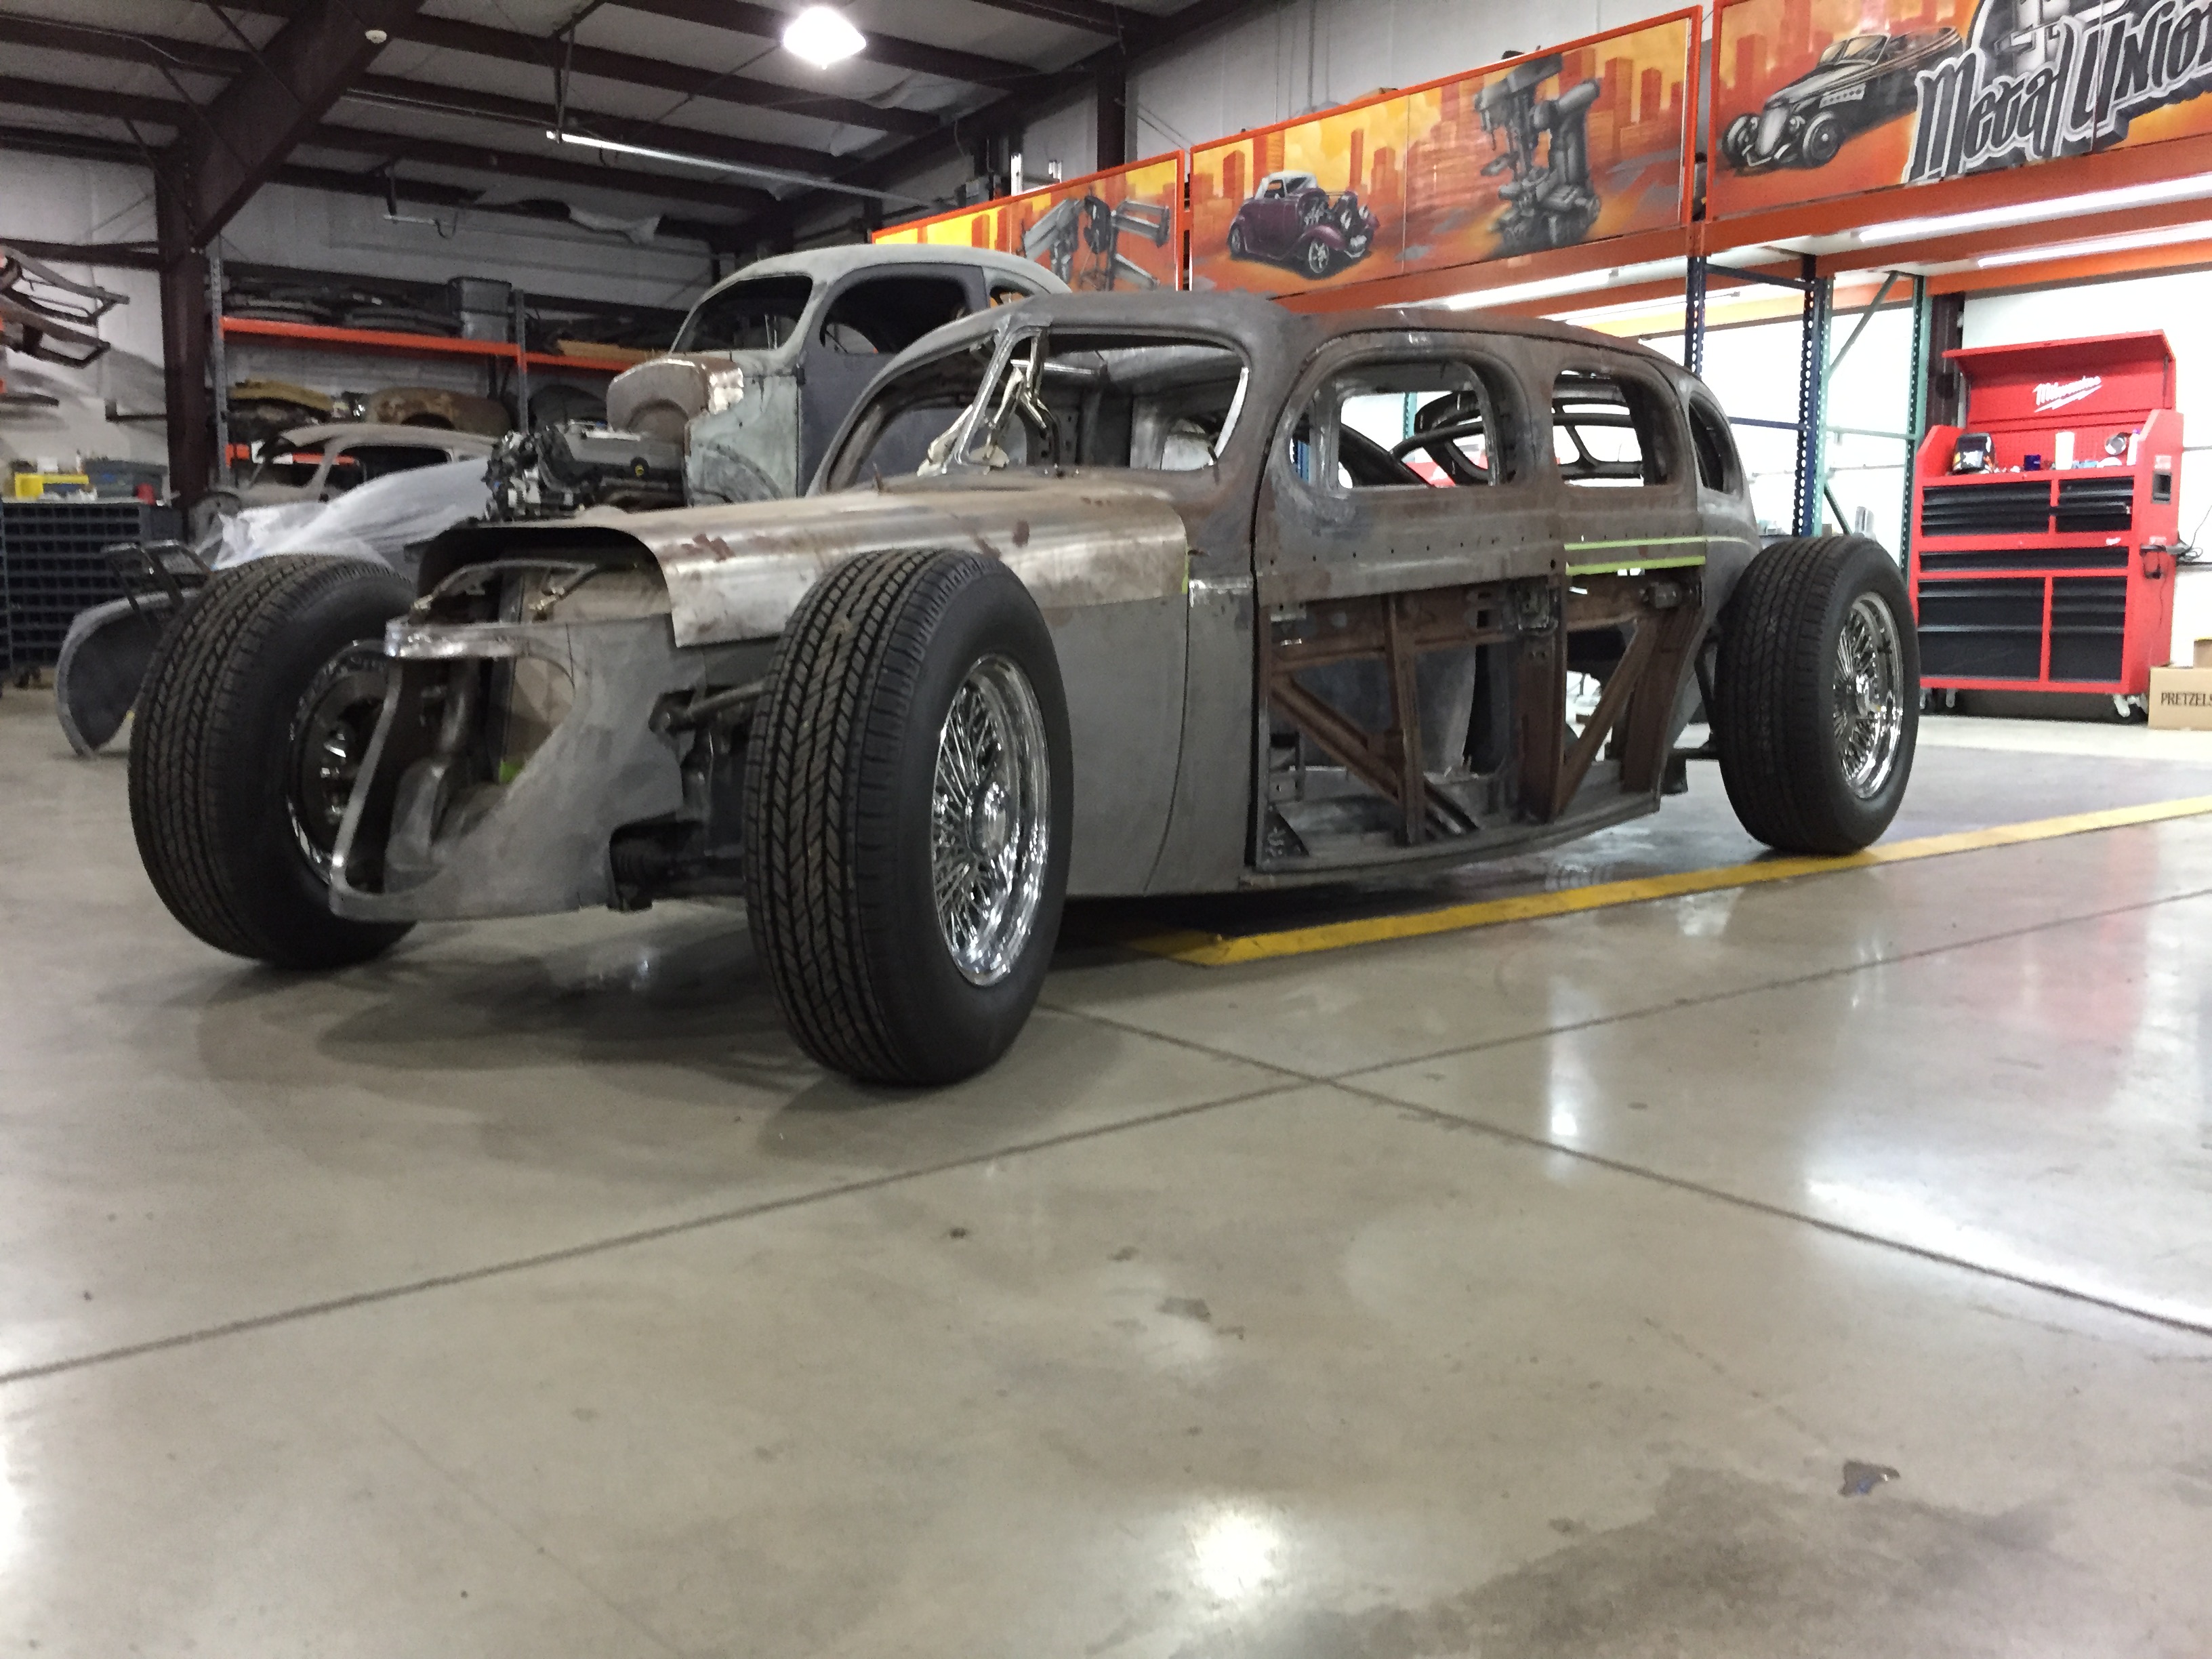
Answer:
[1910,332,2181,697]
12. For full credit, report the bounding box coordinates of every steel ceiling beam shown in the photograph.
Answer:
[960,0,1127,32]
[205,0,1000,118]
[766,0,1271,232]
[0,77,772,216]
[165,0,432,249]
[0,14,898,165]
[0,122,743,249]
[612,0,1031,88]
[398,11,938,136]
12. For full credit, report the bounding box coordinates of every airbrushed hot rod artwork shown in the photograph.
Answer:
[130,293,1919,1086]
[1723,29,1963,171]
[1226,171,1381,277]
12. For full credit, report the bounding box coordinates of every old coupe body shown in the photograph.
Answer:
[491,245,1067,519]
[130,293,1918,1085]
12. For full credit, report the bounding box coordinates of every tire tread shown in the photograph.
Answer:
[129,556,411,965]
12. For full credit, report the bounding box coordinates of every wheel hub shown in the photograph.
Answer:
[1832,593,1906,800]
[930,655,1050,987]
[969,781,1011,863]
[287,644,390,879]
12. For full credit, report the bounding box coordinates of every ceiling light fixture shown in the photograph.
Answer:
[782,5,866,68]
[1853,172,2212,246]
[1975,221,2212,268]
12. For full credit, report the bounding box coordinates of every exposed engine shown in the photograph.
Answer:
[485,422,685,521]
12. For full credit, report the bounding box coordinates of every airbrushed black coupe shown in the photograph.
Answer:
[1723,28,1962,171]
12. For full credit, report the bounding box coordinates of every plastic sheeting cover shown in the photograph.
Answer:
[212,458,489,569]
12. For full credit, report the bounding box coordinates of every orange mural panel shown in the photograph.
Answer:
[1710,0,2212,220]
[1188,14,1697,299]
[872,154,1184,291]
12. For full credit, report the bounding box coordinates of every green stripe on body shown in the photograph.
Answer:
[1565,553,1708,575]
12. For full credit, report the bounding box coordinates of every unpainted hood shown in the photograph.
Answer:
[489,474,1193,648]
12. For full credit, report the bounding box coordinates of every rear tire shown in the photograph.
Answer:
[743,550,1071,1086]
[129,556,415,968]
[1713,534,1917,854]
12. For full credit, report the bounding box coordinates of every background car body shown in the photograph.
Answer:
[587,245,1067,510]
[228,422,495,508]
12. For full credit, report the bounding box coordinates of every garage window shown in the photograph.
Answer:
[1551,369,1676,487]
[1322,359,1516,489]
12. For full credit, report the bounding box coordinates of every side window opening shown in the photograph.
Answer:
[1320,359,1517,491]
[330,444,449,491]
[1687,396,1739,493]
[831,331,1248,484]
[1552,369,1675,487]
[819,274,972,355]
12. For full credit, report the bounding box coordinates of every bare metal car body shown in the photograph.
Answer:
[323,292,1765,926]
[230,422,497,508]
[514,245,1067,517]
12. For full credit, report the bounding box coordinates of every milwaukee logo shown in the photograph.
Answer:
[2034,375,2102,412]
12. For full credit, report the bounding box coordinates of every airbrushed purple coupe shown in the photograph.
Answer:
[1225,171,1380,279]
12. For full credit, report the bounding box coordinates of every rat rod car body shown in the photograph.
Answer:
[131,292,1918,1085]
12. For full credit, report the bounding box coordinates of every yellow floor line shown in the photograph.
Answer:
[1128,794,2212,967]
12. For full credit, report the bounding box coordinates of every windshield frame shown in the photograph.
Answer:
[671,273,815,354]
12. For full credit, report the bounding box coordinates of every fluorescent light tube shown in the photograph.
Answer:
[1976,221,2212,268]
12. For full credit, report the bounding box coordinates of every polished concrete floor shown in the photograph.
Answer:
[3,685,2211,1657]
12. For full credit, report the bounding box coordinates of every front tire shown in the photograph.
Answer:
[1713,535,1917,854]
[1227,221,1248,260]
[129,556,415,968]
[743,550,1071,1086]
[1799,111,1845,167]
[1303,238,1335,279]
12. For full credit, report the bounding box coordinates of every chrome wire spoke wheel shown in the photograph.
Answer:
[287,642,390,878]
[1832,592,1904,800]
[930,653,1051,986]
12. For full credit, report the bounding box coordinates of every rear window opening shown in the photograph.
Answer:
[1552,369,1674,487]
[1687,396,1739,493]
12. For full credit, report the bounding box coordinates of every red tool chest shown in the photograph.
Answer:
[1910,331,2181,697]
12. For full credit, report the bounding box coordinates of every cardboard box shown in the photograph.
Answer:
[2149,664,2212,729]
[2196,638,2212,670]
